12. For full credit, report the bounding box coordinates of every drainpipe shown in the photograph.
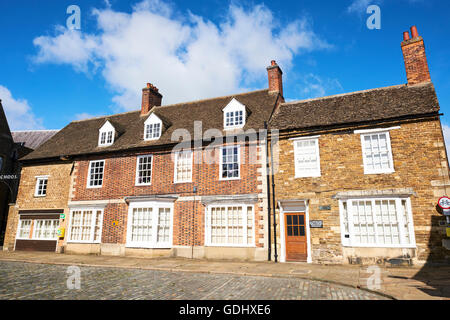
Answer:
[264,122,272,261]
[269,130,278,262]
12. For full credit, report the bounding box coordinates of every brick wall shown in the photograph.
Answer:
[69,142,267,254]
[273,118,449,263]
[72,143,261,200]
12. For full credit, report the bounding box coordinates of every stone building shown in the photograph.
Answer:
[0,128,60,250]
[268,26,449,264]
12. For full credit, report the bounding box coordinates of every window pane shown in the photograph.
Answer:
[70,209,101,242]
[175,151,192,182]
[131,207,153,243]
[89,161,104,187]
[294,139,320,176]
[210,205,253,245]
[362,133,392,172]
[137,156,152,184]
[157,208,171,243]
[19,220,32,238]
[221,147,239,179]
[347,198,412,247]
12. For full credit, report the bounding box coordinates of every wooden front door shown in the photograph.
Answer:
[284,212,307,261]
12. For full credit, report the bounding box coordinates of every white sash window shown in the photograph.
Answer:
[205,204,254,247]
[339,198,415,248]
[68,209,103,243]
[293,137,321,178]
[126,201,173,248]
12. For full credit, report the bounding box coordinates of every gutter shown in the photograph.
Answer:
[269,130,278,262]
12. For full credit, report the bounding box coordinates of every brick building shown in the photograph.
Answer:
[4,61,284,259]
[268,26,449,264]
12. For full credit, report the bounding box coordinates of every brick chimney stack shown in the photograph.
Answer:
[141,83,162,115]
[401,25,431,85]
[267,60,283,98]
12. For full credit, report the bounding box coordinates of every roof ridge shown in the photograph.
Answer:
[71,110,140,123]
[154,88,269,109]
[70,89,269,123]
[12,129,59,132]
[281,84,410,106]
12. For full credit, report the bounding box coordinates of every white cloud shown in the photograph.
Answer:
[298,74,343,99]
[0,85,44,130]
[32,1,330,111]
[347,0,374,14]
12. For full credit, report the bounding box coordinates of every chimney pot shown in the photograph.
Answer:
[403,31,410,41]
[147,83,151,88]
[410,25,419,38]
[271,60,276,66]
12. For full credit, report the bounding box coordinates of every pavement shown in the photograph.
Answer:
[0,251,449,300]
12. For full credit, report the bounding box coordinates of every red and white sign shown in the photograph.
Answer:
[438,196,450,210]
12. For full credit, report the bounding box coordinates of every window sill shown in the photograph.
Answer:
[126,244,172,249]
[67,241,101,244]
[86,185,103,189]
[224,126,245,131]
[294,174,321,179]
[205,244,256,248]
[341,243,416,249]
[363,170,395,175]
[34,195,47,198]
[219,177,241,181]
[174,180,193,184]
[135,183,152,187]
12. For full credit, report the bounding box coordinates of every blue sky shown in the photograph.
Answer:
[1,0,449,140]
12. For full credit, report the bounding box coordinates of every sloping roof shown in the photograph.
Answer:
[270,82,440,131]
[0,101,12,139]
[12,130,59,150]
[21,89,279,161]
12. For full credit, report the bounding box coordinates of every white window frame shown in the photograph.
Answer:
[174,150,193,183]
[34,175,49,197]
[338,197,416,248]
[219,145,241,181]
[135,155,153,186]
[359,130,395,175]
[87,160,105,189]
[223,98,246,130]
[205,203,255,247]
[98,121,115,147]
[16,219,32,240]
[32,219,59,240]
[144,113,163,141]
[67,208,104,244]
[125,201,174,249]
[292,136,321,178]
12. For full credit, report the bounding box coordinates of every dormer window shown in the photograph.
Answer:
[223,98,246,129]
[98,120,115,147]
[144,113,163,141]
[145,123,161,140]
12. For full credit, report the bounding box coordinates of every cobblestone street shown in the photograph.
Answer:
[0,261,387,300]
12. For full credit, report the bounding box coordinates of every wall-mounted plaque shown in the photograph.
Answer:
[310,220,323,228]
